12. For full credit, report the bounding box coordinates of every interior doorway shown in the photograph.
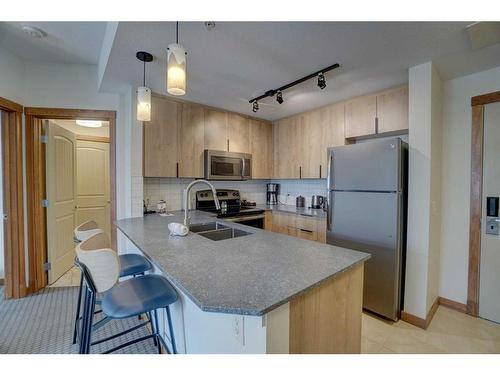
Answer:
[44,119,110,285]
[468,91,500,319]
[25,108,116,293]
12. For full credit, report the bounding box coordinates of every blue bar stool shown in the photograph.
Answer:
[75,233,178,354]
[72,221,153,344]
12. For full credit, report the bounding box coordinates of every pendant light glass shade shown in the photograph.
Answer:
[137,86,151,122]
[167,43,187,96]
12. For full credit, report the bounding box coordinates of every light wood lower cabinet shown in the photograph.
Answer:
[267,210,326,244]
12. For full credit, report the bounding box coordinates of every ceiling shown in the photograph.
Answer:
[101,21,500,121]
[0,22,107,64]
[2,21,500,121]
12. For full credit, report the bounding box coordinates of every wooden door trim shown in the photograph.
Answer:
[467,91,500,316]
[0,97,27,299]
[24,107,116,293]
[76,135,110,143]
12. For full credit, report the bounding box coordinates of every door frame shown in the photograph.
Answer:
[467,91,500,316]
[24,107,116,293]
[0,97,27,299]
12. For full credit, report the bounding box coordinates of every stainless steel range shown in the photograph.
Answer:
[196,189,265,229]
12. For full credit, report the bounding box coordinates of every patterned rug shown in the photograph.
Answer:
[0,287,157,354]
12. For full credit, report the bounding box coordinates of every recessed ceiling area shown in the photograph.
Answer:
[0,22,107,64]
[100,21,500,121]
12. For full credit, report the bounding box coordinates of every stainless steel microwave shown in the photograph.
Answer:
[204,150,252,180]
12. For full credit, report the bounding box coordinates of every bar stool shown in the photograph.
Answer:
[75,233,178,354]
[72,221,153,344]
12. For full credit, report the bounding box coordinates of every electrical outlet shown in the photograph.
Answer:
[232,316,244,346]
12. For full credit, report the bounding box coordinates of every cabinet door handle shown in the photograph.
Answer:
[299,166,302,179]
[319,164,322,179]
[375,117,379,134]
[299,228,313,233]
[227,139,230,152]
[176,162,179,178]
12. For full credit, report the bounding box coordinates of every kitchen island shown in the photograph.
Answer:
[116,211,370,354]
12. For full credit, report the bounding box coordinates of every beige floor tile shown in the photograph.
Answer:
[361,337,384,354]
[361,306,500,354]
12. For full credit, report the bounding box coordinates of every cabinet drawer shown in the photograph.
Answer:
[296,215,317,232]
[297,228,318,241]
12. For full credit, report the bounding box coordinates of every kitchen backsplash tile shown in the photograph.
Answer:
[143,178,328,212]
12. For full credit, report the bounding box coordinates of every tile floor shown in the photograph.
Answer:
[361,307,500,354]
[48,266,81,288]
[50,267,500,354]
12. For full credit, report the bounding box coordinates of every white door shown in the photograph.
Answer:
[479,101,500,323]
[46,123,77,284]
[75,140,110,237]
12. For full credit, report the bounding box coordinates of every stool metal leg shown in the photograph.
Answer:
[73,271,84,344]
[83,289,96,354]
[165,306,177,354]
[79,288,91,354]
[152,310,161,354]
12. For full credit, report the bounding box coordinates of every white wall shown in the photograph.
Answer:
[0,46,135,283]
[439,65,500,304]
[404,62,443,319]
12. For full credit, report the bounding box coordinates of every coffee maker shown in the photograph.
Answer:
[266,183,279,205]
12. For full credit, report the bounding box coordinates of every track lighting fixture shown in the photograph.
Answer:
[276,90,283,104]
[249,63,339,112]
[317,72,326,90]
[136,51,153,122]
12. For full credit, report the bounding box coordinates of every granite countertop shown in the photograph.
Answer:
[116,210,369,316]
[256,204,327,219]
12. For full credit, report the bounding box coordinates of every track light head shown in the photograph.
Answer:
[317,72,326,90]
[276,90,284,104]
[252,101,259,113]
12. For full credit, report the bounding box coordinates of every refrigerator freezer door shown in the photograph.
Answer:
[327,190,402,320]
[327,138,401,192]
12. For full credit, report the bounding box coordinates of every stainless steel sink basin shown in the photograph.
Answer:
[197,227,252,241]
[189,222,228,233]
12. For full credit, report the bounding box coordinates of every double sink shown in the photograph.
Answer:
[189,222,252,241]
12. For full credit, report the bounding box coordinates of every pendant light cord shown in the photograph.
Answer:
[176,21,179,44]
[143,59,146,86]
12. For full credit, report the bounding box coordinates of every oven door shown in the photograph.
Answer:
[225,214,264,229]
[204,150,252,180]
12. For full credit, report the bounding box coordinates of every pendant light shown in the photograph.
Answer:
[167,22,187,96]
[136,51,153,122]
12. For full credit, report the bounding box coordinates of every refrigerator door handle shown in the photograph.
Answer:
[327,191,333,231]
[326,152,334,190]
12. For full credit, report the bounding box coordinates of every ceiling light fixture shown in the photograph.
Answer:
[21,25,47,39]
[276,90,283,104]
[317,72,326,90]
[136,51,153,122]
[249,63,339,112]
[167,22,187,96]
[76,120,102,128]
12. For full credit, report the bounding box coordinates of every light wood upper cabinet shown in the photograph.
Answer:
[344,94,377,138]
[376,85,409,133]
[249,119,273,179]
[204,109,228,151]
[320,103,345,175]
[273,116,301,179]
[143,95,179,177]
[227,113,250,153]
[300,110,323,179]
[179,102,205,178]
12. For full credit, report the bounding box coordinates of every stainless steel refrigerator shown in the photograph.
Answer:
[326,138,408,321]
